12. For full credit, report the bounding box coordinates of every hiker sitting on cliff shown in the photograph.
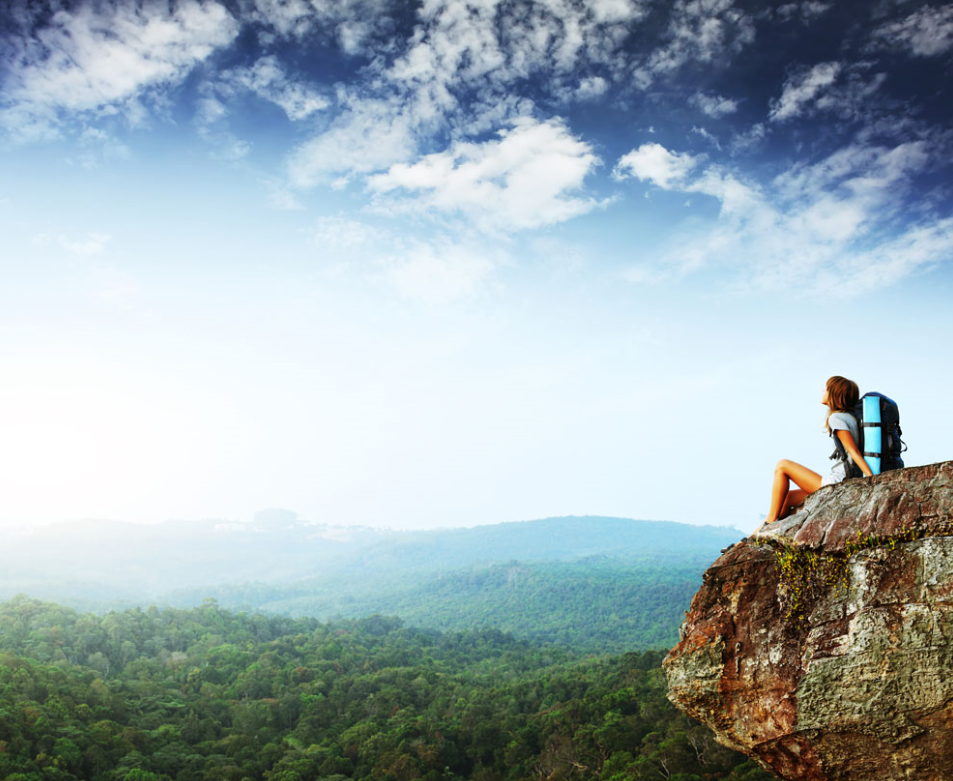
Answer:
[758,376,873,532]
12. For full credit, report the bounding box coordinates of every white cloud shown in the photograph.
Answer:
[197,94,229,126]
[223,56,329,120]
[303,216,502,303]
[301,215,394,283]
[613,139,952,293]
[265,182,305,211]
[774,141,930,203]
[590,0,647,23]
[286,98,419,187]
[691,125,721,149]
[612,143,699,188]
[392,1,506,84]
[872,4,953,57]
[193,91,253,160]
[59,232,112,256]
[730,121,765,152]
[776,2,831,23]
[769,61,842,122]
[684,166,762,216]
[575,76,609,100]
[367,117,602,232]
[250,0,316,38]
[822,69,888,125]
[691,91,738,118]
[634,0,755,87]
[195,109,252,160]
[250,0,396,53]
[311,216,388,250]
[67,127,133,169]
[1,1,239,137]
[849,217,953,290]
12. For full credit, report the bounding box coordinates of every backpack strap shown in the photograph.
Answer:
[829,421,863,479]
[862,418,881,461]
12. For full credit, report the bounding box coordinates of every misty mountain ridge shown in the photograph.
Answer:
[0,513,742,650]
[1,511,741,586]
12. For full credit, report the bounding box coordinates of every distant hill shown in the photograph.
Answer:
[343,515,741,569]
[0,514,742,651]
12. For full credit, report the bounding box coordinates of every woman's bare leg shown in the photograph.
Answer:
[780,489,809,519]
[763,460,823,526]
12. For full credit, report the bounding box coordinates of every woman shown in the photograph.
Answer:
[759,376,873,529]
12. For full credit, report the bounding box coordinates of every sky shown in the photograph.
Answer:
[1,0,952,534]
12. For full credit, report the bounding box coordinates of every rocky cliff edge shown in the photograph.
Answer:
[664,461,953,781]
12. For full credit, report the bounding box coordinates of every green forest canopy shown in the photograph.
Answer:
[0,596,774,781]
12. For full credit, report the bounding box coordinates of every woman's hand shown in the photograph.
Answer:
[836,429,874,477]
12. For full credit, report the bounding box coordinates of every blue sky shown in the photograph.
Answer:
[2,0,952,532]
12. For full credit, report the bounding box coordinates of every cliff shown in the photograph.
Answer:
[664,461,953,781]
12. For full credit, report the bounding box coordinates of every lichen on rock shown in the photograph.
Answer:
[664,461,953,781]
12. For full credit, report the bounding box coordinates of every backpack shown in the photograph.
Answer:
[831,392,905,478]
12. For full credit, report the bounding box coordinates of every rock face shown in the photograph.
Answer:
[664,461,953,781]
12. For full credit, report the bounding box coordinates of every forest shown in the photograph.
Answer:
[168,556,708,653]
[0,596,774,781]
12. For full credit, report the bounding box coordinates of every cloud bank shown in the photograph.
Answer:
[614,138,953,293]
[3,0,951,293]
[1,1,239,138]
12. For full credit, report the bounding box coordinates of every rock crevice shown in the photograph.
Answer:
[664,461,953,781]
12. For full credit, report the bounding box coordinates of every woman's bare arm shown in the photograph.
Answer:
[836,429,874,477]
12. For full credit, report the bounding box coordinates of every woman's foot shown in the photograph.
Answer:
[754,518,777,536]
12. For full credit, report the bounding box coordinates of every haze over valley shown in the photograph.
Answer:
[0,513,742,652]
